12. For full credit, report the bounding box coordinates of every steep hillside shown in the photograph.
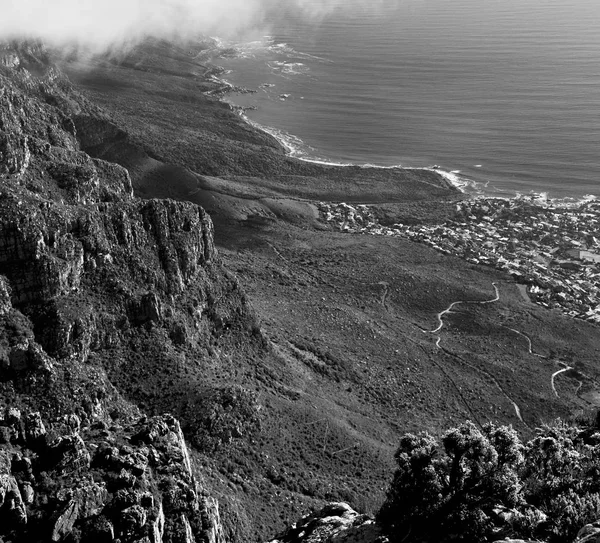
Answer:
[0,43,264,542]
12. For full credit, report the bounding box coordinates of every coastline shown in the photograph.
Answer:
[202,47,600,325]
[202,39,465,196]
[220,94,465,196]
[205,30,600,206]
[228,92,600,208]
[235,100,600,208]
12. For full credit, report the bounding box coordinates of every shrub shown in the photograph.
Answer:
[379,418,600,543]
[182,385,261,452]
[377,421,523,542]
[521,422,600,542]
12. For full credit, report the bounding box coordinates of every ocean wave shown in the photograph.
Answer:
[516,192,598,208]
[203,35,329,66]
[428,169,469,193]
[268,41,330,62]
[267,60,310,77]
[240,114,313,158]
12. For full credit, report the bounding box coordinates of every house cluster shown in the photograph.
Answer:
[317,197,600,323]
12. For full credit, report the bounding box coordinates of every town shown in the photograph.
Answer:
[317,196,600,323]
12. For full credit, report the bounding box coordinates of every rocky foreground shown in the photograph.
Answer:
[265,505,600,543]
[0,407,224,543]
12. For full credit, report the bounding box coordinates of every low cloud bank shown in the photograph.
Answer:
[0,0,391,52]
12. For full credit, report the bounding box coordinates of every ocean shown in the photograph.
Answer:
[215,0,600,200]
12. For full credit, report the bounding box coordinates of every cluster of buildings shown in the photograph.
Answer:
[317,197,600,323]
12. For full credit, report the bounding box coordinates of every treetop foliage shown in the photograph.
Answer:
[378,419,600,543]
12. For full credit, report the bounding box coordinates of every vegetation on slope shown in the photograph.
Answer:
[379,418,600,543]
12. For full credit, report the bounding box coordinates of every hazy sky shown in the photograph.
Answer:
[0,0,389,52]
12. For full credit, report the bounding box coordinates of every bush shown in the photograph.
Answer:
[182,385,261,452]
[379,418,600,543]
[377,421,523,542]
[521,422,600,542]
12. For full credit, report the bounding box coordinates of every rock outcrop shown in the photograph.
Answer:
[266,503,387,543]
[0,408,226,543]
[0,42,260,415]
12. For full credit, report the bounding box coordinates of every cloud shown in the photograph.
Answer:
[0,0,391,52]
[0,0,265,49]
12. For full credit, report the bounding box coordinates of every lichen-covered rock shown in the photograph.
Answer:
[266,503,387,543]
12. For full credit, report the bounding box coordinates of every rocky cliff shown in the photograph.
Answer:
[0,42,264,542]
[0,407,224,543]
[0,407,225,543]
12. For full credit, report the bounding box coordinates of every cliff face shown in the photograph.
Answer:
[0,407,226,543]
[0,43,263,542]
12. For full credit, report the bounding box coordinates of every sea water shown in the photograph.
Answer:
[215,0,600,199]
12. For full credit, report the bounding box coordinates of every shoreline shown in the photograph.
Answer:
[226,99,466,195]
[233,100,600,209]
[205,37,599,207]
[203,41,465,196]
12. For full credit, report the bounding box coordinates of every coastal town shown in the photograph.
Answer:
[317,197,600,323]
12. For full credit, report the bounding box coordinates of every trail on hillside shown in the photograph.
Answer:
[428,282,500,334]
[442,346,528,427]
[504,327,546,358]
[425,282,527,426]
[551,366,573,398]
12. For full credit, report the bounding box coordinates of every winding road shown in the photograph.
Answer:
[426,282,527,425]
[551,366,573,398]
[504,327,546,358]
[428,282,500,334]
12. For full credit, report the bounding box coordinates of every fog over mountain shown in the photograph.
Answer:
[0,0,391,51]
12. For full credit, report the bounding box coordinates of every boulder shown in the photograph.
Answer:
[575,521,600,543]
[0,451,28,528]
[24,411,46,446]
[266,503,387,543]
[51,499,79,541]
[51,434,91,473]
[20,482,34,505]
[7,341,54,373]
